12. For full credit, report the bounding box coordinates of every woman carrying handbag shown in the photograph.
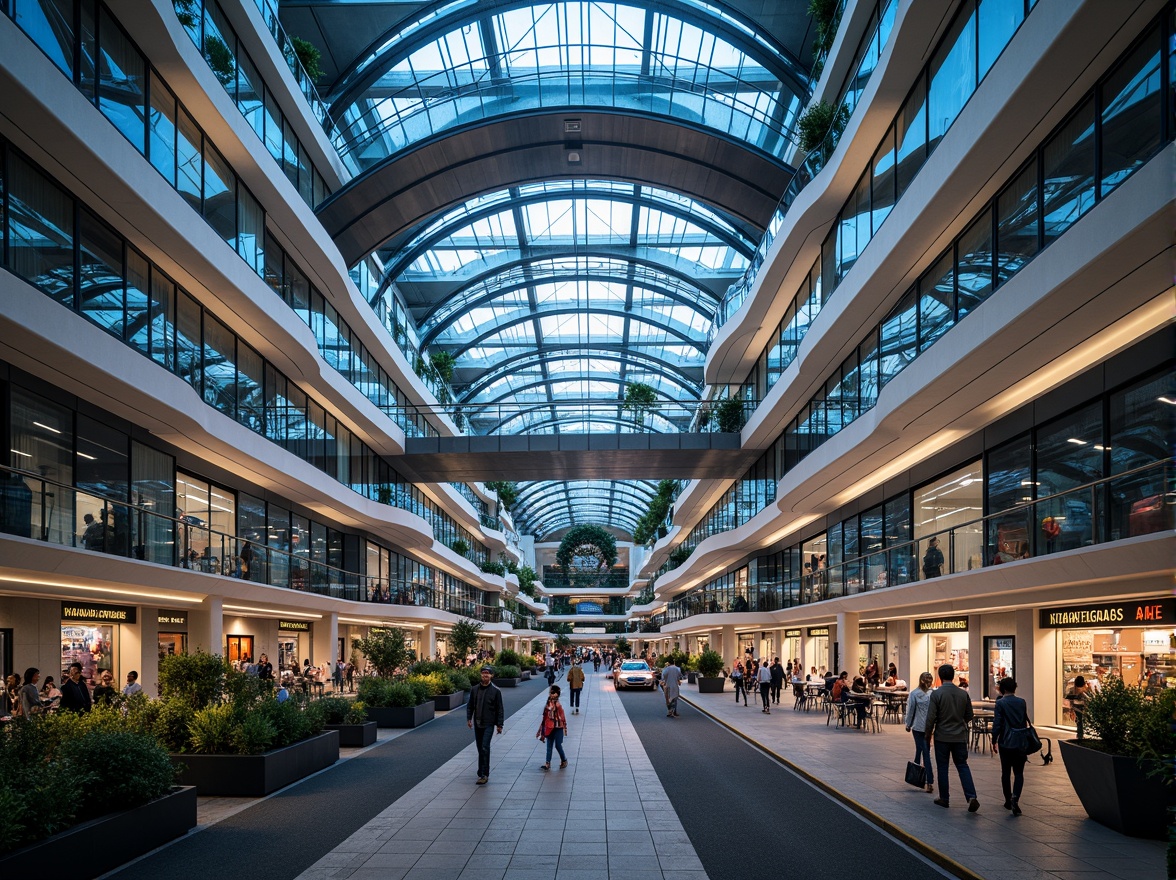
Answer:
[991,677,1033,815]
[904,672,935,793]
[536,685,569,770]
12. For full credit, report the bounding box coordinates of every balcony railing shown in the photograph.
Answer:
[0,464,512,625]
[663,459,1174,623]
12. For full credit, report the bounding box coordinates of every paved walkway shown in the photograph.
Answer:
[294,672,706,880]
[679,683,1165,880]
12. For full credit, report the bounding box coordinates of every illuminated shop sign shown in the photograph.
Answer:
[807,627,829,637]
[783,629,802,638]
[915,616,969,634]
[61,602,136,624]
[158,611,188,626]
[1039,598,1175,629]
[278,619,311,632]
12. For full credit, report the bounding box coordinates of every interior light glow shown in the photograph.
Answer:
[0,575,203,603]
[11,449,31,458]
[76,452,96,460]
[33,422,62,434]
[1067,438,1088,445]
[222,605,322,619]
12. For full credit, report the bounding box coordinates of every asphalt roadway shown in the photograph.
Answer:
[109,678,546,880]
[616,690,952,880]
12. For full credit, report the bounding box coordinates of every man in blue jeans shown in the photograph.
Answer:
[467,666,504,784]
[925,663,979,812]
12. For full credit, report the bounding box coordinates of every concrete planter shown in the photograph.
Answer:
[1058,739,1173,839]
[433,691,467,711]
[0,786,196,875]
[172,731,339,796]
[687,671,698,684]
[494,677,520,688]
[367,702,436,728]
[324,721,378,747]
[697,676,726,693]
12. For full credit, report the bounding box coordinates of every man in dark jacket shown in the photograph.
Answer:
[467,666,505,784]
[769,657,785,705]
[60,661,92,713]
[925,664,978,811]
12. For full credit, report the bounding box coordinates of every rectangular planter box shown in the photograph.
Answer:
[324,721,377,747]
[433,691,467,711]
[172,731,339,796]
[367,702,436,728]
[521,670,531,680]
[697,676,726,693]
[0,786,196,875]
[494,677,520,687]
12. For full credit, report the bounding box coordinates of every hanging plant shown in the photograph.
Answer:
[796,100,850,163]
[430,351,457,384]
[290,36,324,82]
[715,397,747,433]
[556,524,618,574]
[485,481,518,511]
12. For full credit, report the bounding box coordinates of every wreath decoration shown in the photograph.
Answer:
[556,524,618,576]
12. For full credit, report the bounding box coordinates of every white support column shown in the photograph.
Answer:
[721,625,736,668]
[315,612,339,672]
[967,614,984,701]
[422,623,436,660]
[837,611,859,676]
[137,606,160,697]
[188,596,223,655]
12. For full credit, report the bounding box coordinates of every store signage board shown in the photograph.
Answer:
[61,602,137,624]
[158,611,188,626]
[1039,598,1175,629]
[784,629,802,638]
[807,627,829,637]
[278,619,311,632]
[915,616,969,634]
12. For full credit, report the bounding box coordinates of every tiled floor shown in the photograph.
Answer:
[293,673,706,880]
[680,685,1166,880]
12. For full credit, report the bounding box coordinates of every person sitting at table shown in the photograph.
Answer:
[831,671,850,702]
[848,676,870,727]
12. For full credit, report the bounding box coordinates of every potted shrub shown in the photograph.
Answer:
[358,678,435,728]
[684,654,699,685]
[695,649,726,693]
[493,664,521,687]
[411,671,465,712]
[0,708,196,874]
[318,696,377,747]
[153,653,338,797]
[1058,677,1174,839]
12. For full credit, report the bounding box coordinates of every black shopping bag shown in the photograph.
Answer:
[904,761,926,788]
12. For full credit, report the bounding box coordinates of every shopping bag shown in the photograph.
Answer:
[904,760,926,787]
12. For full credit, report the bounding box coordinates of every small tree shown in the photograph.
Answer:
[622,382,659,428]
[554,633,572,653]
[352,628,412,678]
[614,636,632,658]
[485,481,518,511]
[715,397,747,433]
[449,618,483,662]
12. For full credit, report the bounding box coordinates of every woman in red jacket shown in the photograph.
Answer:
[536,685,569,770]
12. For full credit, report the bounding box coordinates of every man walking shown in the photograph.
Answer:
[467,666,505,784]
[757,658,773,713]
[660,656,683,717]
[567,660,585,714]
[769,657,784,705]
[925,664,979,811]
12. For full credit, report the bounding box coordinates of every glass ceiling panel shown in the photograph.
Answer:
[329,1,808,174]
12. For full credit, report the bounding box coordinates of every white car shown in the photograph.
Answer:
[613,660,656,689]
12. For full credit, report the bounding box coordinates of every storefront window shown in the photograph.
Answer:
[1036,403,1104,552]
[986,434,1031,564]
[983,635,1014,700]
[176,471,235,572]
[61,623,116,687]
[801,532,827,602]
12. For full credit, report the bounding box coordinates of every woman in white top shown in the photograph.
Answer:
[904,672,936,793]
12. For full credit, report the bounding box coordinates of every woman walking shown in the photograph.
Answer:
[536,685,569,770]
[992,677,1029,815]
[904,672,935,793]
[730,661,747,705]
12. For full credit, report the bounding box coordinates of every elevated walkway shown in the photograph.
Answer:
[393,432,759,481]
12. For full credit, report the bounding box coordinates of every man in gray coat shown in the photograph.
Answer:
[661,658,683,718]
[925,663,978,811]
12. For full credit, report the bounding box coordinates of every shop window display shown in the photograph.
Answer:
[61,623,115,687]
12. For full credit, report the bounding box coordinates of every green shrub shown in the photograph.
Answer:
[494,664,521,679]
[495,649,522,667]
[446,669,472,692]
[151,696,197,752]
[316,696,353,725]
[346,701,368,724]
[57,731,175,813]
[480,560,506,576]
[189,703,236,754]
[696,650,725,677]
[387,681,420,708]
[1084,676,1176,764]
[518,654,537,670]
[465,667,483,688]
[0,718,88,853]
[405,677,432,705]
[231,711,277,755]
[159,651,227,710]
[408,659,450,677]
[357,676,393,707]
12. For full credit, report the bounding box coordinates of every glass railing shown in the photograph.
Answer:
[243,0,333,130]
[709,0,896,338]
[663,459,1174,623]
[0,463,516,622]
